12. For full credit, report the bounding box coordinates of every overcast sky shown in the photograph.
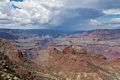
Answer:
[0,0,120,30]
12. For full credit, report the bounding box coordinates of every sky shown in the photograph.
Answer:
[0,0,120,30]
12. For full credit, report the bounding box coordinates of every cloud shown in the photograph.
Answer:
[0,0,9,2]
[89,19,102,26]
[52,8,104,30]
[110,18,120,22]
[103,9,120,15]
[15,0,63,24]
[0,11,9,19]
[0,0,120,30]
[63,0,99,9]
[0,0,64,28]
[0,0,102,29]
[86,17,120,30]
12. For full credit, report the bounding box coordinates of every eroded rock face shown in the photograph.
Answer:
[0,39,35,80]
[47,45,61,55]
[46,46,120,80]
[0,39,56,80]
[10,50,22,61]
[62,46,75,54]
[0,52,26,80]
[0,39,28,63]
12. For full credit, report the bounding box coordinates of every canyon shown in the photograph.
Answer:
[0,29,120,80]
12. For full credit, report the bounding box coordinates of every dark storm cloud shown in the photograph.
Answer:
[52,8,104,30]
[99,0,120,9]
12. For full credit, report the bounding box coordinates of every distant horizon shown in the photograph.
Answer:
[0,28,120,32]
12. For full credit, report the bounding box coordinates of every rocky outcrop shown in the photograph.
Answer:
[47,45,61,55]
[0,52,28,80]
[0,39,59,80]
[46,46,120,80]
[10,49,23,61]
[0,39,27,62]
[0,39,33,80]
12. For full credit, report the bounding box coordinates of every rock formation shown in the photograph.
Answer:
[46,45,120,80]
